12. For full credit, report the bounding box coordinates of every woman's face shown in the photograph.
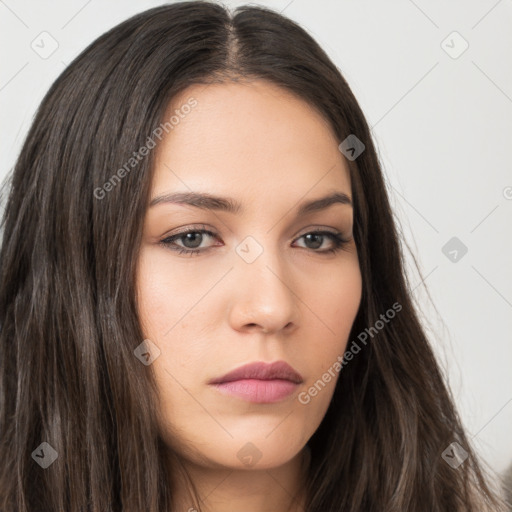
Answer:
[136,79,362,470]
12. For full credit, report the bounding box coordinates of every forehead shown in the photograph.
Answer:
[151,79,351,204]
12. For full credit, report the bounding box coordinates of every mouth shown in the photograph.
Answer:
[208,360,303,404]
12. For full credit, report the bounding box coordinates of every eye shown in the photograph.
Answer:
[159,226,351,256]
[292,229,351,254]
[160,225,219,256]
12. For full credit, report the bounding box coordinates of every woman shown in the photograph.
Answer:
[0,2,506,511]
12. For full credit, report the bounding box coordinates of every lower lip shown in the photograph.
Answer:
[211,379,300,403]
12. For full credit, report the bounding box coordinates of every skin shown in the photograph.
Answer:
[135,79,362,512]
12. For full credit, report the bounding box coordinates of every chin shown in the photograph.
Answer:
[214,437,306,471]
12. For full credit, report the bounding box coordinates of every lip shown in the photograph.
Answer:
[209,361,303,404]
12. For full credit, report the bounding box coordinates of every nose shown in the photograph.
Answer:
[227,244,299,336]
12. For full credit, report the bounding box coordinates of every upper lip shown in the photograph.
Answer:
[209,361,303,385]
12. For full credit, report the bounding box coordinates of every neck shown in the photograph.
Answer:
[168,445,311,512]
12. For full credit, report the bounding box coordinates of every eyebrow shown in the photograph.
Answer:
[149,190,352,216]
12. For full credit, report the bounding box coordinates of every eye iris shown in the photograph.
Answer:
[305,233,323,249]
[182,232,203,249]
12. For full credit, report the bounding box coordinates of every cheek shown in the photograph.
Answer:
[136,246,212,337]
[306,256,362,350]
[135,250,206,397]
[298,258,362,393]
[136,256,212,374]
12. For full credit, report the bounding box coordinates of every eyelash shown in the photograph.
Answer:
[159,225,351,257]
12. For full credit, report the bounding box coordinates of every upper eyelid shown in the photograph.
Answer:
[164,226,342,240]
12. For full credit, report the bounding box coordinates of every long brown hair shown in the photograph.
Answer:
[0,2,506,510]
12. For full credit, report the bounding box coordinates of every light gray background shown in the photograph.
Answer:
[1,0,511,474]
